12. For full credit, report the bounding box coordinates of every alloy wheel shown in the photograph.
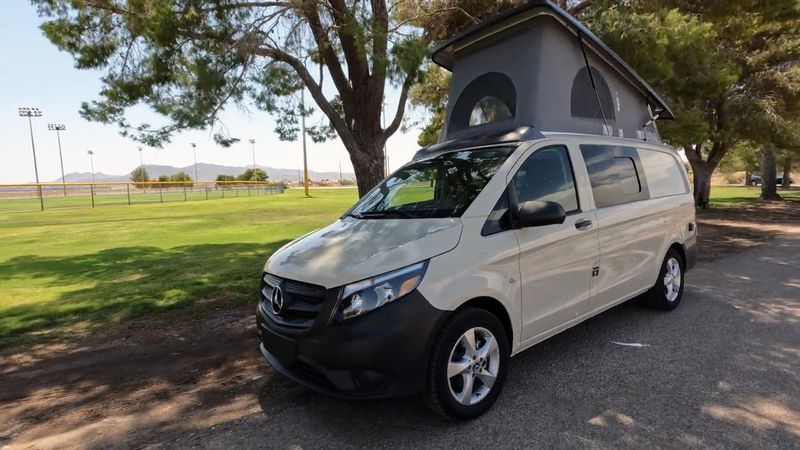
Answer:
[447,327,500,405]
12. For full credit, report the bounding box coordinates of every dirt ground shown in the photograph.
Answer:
[2,200,799,449]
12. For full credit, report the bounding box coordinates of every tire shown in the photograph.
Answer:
[645,249,685,310]
[425,307,510,420]
[750,180,758,186]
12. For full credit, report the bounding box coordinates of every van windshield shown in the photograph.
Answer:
[347,146,514,219]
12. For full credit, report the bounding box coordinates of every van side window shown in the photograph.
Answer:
[513,146,579,212]
[638,149,690,197]
[580,144,649,208]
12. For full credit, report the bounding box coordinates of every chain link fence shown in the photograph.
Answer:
[0,181,285,213]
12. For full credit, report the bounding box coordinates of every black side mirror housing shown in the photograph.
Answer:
[514,200,566,228]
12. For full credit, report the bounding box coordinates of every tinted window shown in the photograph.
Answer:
[513,146,579,212]
[638,149,689,197]
[580,145,649,208]
[349,147,514,219]
[571,67,616,121]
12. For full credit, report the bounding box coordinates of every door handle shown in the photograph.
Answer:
[575,218,593,230]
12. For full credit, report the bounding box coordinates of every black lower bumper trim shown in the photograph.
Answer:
[260,343,394,400]
[257,289,449,399]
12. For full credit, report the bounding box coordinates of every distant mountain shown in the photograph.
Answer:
[55,163,354,183]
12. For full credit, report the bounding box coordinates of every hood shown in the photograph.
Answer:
[265,217,463,288]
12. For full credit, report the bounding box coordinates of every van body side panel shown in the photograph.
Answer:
[515,214,599,340]
[593,201,664,307]
[416,216,523,354]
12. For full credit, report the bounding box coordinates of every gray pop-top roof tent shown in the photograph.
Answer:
[428,0,672,147]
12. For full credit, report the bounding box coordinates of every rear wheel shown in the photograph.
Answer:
[425,308,509,420]
[645,249,685,310]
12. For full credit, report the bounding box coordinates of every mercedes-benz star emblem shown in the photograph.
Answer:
[271,286,284,315]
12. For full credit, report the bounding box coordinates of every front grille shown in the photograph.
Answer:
[260,273,327,330]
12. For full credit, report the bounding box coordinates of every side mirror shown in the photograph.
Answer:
[515,200,566,228]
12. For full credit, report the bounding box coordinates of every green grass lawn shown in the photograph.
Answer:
[0,188,358,349]
[708,185,800,206]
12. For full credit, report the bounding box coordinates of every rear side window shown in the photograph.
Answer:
[580,144,649,208]
[638,149,689,198]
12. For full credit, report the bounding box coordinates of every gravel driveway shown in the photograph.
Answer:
[161,233,800,449]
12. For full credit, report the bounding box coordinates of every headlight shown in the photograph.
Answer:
[334,261,428,322]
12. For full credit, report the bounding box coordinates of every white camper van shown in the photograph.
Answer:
[256,2,696,419]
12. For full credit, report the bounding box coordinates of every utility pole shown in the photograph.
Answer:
[191,143,198,182]
[48,123,67,196]
[339,161,343,184]
[19,107,44,211]
[300,90,310,197]
[87,150,96,183]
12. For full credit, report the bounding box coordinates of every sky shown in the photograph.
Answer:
[0,3,422,184]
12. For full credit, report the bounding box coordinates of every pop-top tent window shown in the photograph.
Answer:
[571,66,616,121]
[470,97,514,126]
[450,72,516,133]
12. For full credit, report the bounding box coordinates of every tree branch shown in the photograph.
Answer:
[299,4,355,114]
[329,0,370,84]
[383,74,415,140]
[254,45,359,153]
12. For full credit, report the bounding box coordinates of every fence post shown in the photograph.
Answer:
[127,183,131,205]
[183,183,187,201]
[159,185,163,203]
[205,182,209,200]
[90,184,95,208]
[37,184,44,211]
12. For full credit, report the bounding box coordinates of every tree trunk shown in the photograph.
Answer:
[684,142,729,209]
[689,161,712,208]
[350,141,386,198]
[760,143,781,200]
[744,169,751,186]
[782,155,792,189]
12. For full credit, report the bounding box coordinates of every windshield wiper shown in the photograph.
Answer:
[357,209,414,219]
[344,212,364,219]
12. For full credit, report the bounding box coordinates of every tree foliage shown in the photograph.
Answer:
[130,166,150,185]
[238,168,269,181]
[591,0,800,206]
[32,0,480,196]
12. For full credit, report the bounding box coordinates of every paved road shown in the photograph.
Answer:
[164,235,800,449]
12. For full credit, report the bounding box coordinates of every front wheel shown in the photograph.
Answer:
[425,308,509,420]
[645,249,685,310]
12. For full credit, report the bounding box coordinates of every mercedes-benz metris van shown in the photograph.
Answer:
[257,131,696,419]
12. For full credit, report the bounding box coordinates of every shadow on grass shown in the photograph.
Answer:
[0,240,290,348]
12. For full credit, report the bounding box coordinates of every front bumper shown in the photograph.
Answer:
[257,287,448,399]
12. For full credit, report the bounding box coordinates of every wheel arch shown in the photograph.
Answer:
[454,296,514,349]
[668,241,687,267]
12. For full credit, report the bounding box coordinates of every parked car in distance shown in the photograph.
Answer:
[256,130,697,419]
[749,172,792,186]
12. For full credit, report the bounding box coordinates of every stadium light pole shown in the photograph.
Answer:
[191,143,198,182]
[48,123,68,196]
[300,90,310,197]
[138,146,144,172]
[249,138,257,181]
[19,107,44,211]
[87,150,96,183]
